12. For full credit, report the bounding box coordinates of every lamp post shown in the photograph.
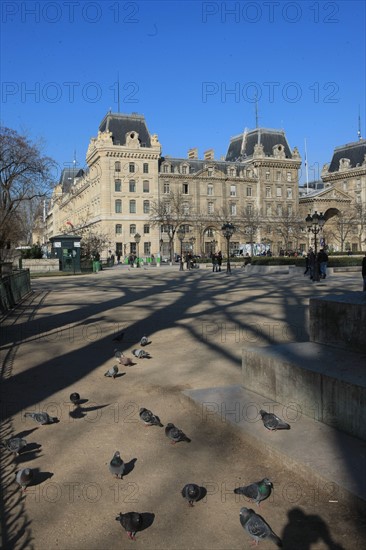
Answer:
[134,233,141,268]
[177,227,185,271]
[305,211,325,282]
[221,222,235,274]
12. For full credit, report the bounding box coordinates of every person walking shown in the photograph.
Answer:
[318,248,329,279]
[308,248,315,280]
[362,252,366,291]
[212,252,218,272]
[217,251,222,272]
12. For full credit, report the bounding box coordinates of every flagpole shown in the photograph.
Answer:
[304,138,309,194]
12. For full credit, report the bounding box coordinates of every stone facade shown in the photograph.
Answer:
[46,113,303,259]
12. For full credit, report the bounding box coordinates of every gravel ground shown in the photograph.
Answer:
[1,267,365,549]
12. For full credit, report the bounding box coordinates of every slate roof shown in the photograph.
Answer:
[59,167,85,193]
[99,112,152,147]
[226,128,293,162]
[327,139,366,172]
[159,157,240,175]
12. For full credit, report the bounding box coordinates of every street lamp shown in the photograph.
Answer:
[134,233,141,268]
[305,211,325,282]
[221,222,235,273]
[177,227,185,271]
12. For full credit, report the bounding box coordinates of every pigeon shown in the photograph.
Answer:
[181,483,201,506]
[132,349,150,359]
[104,365,119,379]
[140,335,149,347]
[239,507,282,547]
[116,512,143,540]
[70,392,81,406]
[234,478,273,506]
[114,350,134,366]
[24,412,57,425]
[259,410,291,431]
[165,423,191,444]
[0,437,27,455]
[139,408,163,427]
[16,468,34,492]
[109,451,125,479]
[113,331,125,342]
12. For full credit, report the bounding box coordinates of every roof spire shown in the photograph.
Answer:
[358,104,362,140]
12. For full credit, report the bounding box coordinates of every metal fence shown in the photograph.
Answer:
[0,269,31,313]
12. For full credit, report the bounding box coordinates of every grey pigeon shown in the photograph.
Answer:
[181,483,201,506]
[114,350,134,366]
[109,451,125,478]
[1,437,27,455]
[24,412,56,425]
[260,410,291,431]
[132,349,150,359]
[165,423,191,444]
[104,365,119,379]
[139,408,163,427]
[140,335,149,347]
[70,392,81,406]
[234,478,273,506]
[116,512,143,540]
[16,468,34,491]
[114,349,123,361]
[240,507,282,547]
[113,331,125,342]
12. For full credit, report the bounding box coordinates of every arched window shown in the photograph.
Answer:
[115,224,122,234]
[130,224,136,234]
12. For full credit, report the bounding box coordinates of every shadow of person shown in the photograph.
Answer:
[69,403,110,419]
[281,507,346,550]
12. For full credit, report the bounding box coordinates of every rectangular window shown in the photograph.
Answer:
[276,171,281,182]
[183,202,189,215]
[143,224,150,234]
[207,184,213,195]
[277,204,282,216]
[129,163,135,173]
[163,165,168,173]
[287,188,293,199]
[163,182,170,194]
[144,242,151,255]
[129,200,136,214]
[115,200,122,213]
[287,172,292,182]
[265,171,270,180]
[115,161,121,172]
[246,204,252,215]
[208,202,214,214]
[143,200,150,214]
[266,187,271,198]
[230,203,237,215]
[115,224,122,234]
[246,187,252,197]
[115,180,121,192]
[129,180,136,193]
[170,165,174,173]
[143,180,149,193]
[266,204,272,216]
[130,224,136,234]
[183,183,189,194]
[182,165,187,174]
[208,168,213,177]
[287,204,292,216]
[276,187,282,197]
[230,185,236,196]
[143,163,149,174]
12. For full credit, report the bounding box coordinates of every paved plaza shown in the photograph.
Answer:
[1,265,365,549]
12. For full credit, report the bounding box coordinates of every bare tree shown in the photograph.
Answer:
[0,127,54,251]
[353,202,366,250]
[149,190,193,261]
[325,208,358,252]
[270,213,304,253]
[237,206,262,255]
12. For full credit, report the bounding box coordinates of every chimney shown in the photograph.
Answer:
[188,148,198,159]
[204,149,214,160]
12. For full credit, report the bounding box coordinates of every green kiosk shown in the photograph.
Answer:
[50,234,82,273]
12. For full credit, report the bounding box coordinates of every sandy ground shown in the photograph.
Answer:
[1,266,365,549]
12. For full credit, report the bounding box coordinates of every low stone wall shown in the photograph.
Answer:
[309,292,366,353]
[16,259,60,273]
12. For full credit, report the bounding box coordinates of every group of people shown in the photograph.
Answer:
[304,248,329,280]
[211,251,223,272]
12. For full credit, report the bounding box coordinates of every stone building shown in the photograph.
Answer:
[46,112,303,259]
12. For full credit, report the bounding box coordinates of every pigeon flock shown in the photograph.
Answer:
[3,330,293,547]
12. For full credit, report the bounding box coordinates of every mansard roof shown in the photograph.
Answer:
[328,139,366,172]
[99,112,152,147]
[59,167,85,193]
[159,156,241,175]
[226,128,293,162]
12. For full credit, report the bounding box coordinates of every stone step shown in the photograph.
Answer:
[242,341,366,440]
[184,384,366,506]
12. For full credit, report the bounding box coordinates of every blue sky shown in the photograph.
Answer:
[1,0,365,184]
